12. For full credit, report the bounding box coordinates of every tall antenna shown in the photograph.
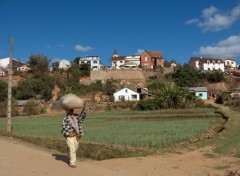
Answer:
[7,37,13,132]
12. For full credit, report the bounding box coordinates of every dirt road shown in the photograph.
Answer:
[1,136,240,176]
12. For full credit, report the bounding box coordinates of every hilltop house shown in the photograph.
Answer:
[188,87,208,100]
[0,57,24,76]
[79,56,102,70]
[114,88,140,101]
[188,57,238,72]
[140,50,164,70]
[224,59,237,70]
[59,60,71,70]
[17,64,31,73]
[111,49,140,69]
[134,86,150,100]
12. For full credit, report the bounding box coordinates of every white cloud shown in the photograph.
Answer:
[202,6,218,18]
[186,4,240,32]
[194,35,240,58]
[185,18,199,25]
[135,49,144,55]
[74,44,93,52]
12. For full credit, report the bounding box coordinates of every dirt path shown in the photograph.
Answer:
[1,136,240,176]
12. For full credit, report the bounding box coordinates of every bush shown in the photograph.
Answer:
[215,95,224,104]
[23,101,41,115]
[111,101,137,110]
[0,101,18,117]
[137,99,159,110]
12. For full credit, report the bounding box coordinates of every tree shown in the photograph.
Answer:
[104,79,117,96]
[28,54,49,73]
[73,57,81,65]
[164,60,171,68]
[0,81,8,102]
[79,63,90,77]
[172,64,200,87]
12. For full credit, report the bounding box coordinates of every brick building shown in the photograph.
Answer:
[140,50,164,70]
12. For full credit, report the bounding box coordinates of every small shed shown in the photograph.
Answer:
[114,88,140,101]
[134,86,150,100]
[230,87,240,98]
[188,87,208,100]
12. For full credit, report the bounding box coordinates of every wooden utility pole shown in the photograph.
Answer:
[7,37,13,132]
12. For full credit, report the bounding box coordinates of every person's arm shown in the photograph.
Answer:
[78,102,86,123]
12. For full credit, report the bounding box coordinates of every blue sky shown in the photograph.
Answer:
[0,0,240,66]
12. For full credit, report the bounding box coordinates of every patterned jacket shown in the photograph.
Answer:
[61,112,86,138]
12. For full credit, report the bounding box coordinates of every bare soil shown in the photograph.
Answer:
[1,135,240,176]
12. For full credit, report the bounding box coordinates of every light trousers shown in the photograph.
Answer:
[66,136,79,165]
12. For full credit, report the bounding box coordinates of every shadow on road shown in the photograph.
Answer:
[52,154,69,164]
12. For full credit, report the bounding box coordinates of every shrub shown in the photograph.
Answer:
[137,99,159,110]
[215,95,224,104]
[23,101,40,115]
[112,101,137,110]
[0,101,19,117]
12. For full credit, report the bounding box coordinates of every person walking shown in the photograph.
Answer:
[61,105,86,168]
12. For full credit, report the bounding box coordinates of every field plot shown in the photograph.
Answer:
[0,108,223,159]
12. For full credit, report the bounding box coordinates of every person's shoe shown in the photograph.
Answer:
[69,164,77,168]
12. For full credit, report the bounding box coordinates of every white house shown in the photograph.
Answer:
[224,59,237,70]
[59,60,71,69]
[124,55,141,69]
[17,64,31,72]
[79,56,101,70]
[111,49,141,69]
[0,57,24,76]
[189,57,225,72]
[114,88,140,101]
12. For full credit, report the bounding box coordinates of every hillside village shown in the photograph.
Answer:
[0,49,240,116]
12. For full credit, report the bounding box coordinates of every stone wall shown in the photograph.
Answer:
[91,70,146,82]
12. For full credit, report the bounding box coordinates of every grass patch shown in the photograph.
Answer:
[212,109,240,157]
[0,108,223,160]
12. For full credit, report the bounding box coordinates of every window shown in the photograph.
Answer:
[144,64,148,69]
[125,89,128,93]
[145,57,148,62]
[199,93,203,97]
[119,95,125,101]
[131,95,137,99]
[213,61,215,65]
[93,61,97,64]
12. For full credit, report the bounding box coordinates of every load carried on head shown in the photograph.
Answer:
[60,93,85,110]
